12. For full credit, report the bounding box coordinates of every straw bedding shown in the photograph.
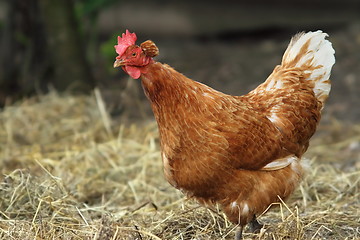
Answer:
[0,91,358,239]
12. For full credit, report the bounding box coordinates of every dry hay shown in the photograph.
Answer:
[0,90,359,240]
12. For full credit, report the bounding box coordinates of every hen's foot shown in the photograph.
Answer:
[248,217,263,233]
[234,226,243,240]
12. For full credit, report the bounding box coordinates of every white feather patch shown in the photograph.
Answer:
[162,152,176,186]
[266,105,282,127]
[242,203,249,215]
[261,155,298,171]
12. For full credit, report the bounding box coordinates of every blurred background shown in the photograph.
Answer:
[0,0,359,122]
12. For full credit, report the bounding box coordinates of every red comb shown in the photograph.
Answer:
[114,29,137,56]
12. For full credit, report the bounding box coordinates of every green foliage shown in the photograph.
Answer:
[101,33,119,72]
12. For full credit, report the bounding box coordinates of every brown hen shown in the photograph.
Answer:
[114,30,335,239]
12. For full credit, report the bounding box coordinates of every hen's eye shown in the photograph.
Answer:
[132,53,137,57]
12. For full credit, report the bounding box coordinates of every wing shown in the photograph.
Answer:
[243,66,322,157]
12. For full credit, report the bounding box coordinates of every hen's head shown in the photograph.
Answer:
[114,30,159,79]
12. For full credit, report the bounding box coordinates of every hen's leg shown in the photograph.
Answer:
[234,226,243,240]
[248,216,263,233]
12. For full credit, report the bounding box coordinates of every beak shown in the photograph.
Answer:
[113,58,125,68]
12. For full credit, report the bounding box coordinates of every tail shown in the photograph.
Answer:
[281,30,335,104]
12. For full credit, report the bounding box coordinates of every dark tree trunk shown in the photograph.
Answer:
[0,0,95,105]
[38,0,95,91]
[0,0,47,103]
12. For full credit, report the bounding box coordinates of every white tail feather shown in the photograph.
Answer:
[282,30,335,104]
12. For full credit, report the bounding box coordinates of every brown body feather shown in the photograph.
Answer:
[114,30,335,235]
[140,60,312,225]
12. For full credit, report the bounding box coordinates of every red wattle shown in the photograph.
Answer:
[124,66,141,79]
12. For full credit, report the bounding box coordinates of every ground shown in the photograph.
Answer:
[0,91,358,240]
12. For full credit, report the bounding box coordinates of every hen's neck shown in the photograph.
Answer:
[141,62,225,107]
[142,62,189,100]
